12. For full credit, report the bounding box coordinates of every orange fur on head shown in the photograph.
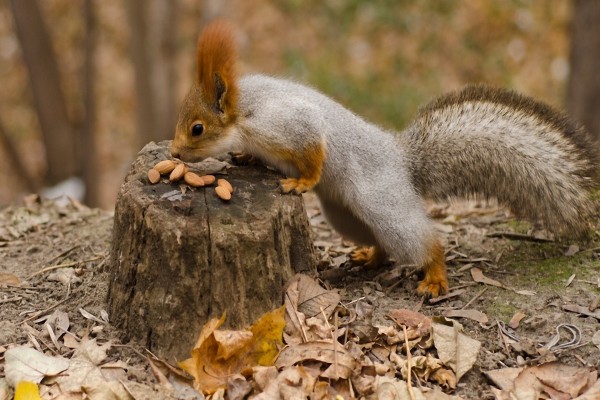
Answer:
[196,20,238,116]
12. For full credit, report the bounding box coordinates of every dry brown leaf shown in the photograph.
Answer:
[592,331,600,351]
[288,274,340,319]
[508,311,526,329]
[252,366,315,400]
[486,362,599,399]
[0,272,20,286]
[443,309,489,324]
[284,274,340,344]
[52,339,112,393]
[180,307,285,394]
[470,268,504,288]
[275,341,356,379]
[563,304,600,320]
[431,319,481,382]
[388,309,432,338]
[226,374,252,400]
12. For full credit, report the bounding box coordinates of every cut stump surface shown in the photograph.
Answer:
[108,141,316,361]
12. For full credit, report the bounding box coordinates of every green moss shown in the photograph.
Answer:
[485,300,517,321]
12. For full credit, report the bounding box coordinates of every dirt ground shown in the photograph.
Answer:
[0,190,599,399]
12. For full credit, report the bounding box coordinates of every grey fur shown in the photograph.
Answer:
[229,76,596,264]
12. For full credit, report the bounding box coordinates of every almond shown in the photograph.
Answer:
[154,160,177,175]
[201,175,216,185]
[217,178,234,193]
[184,171,205,187]
[169,163,188,182]
[215,186,232,201]
[147,168,161,184]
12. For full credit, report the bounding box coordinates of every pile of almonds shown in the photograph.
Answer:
[148,160,234,201]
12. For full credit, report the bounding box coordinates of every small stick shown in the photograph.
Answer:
[402,325,416,400]
[28,256,103,279]
[461,287,487,310]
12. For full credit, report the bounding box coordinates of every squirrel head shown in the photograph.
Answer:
[171,20,238,161]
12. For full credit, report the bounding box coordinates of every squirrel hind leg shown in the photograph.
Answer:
[417,240,448,297]
[350,246,387,268]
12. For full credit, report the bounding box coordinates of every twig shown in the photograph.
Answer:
[20,296,69,324]
[486,232,553,243]
[402,325,416,400]
[285,291,308,343]
[27,255,103,279]
[461,287,487,310]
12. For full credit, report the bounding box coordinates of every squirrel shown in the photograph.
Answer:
[171,21,598,297]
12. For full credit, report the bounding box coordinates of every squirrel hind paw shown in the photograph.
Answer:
[350,246,387,268]
[417,276,449,298]
[279,178,313,194]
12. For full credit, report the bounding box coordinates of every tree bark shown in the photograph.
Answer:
[567,0,600,141]
[108,141,316,361]
[8,0,76,184]
[126,0,178,148]
[82,0,100,207]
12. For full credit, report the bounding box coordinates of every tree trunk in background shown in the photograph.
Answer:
[126,0,178,149]
[567,0,600,141]
[8,0,76,184]
[82,0,100,207]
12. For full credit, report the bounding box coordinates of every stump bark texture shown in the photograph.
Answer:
[108,141,316,361]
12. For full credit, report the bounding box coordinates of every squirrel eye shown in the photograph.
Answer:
[191,123,204,137]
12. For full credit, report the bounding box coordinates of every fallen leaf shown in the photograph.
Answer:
[375,376,425,400]
[253,366,315,400]
[443,309,488,324]
[592,331,600,351]
[486,362,599,399]
[470,268,504,288]
[288,274,340,319]
[275,341,356,380]
[79,308,107,324]
[226,374,252,400]
[431,319,481,381]
[387,309,432,337]
[4,347,69,386]
[0,272,20,286]
[284,274,340,344]
[180,307,285,394]
[52,338,113,393]
[47,268,81,285]
[562,304,600,320]
[507,311,526,329]
[82,380,133,400]
[565,244,579,256]
[14,381,41,400]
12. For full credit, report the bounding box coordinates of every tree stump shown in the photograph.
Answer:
[108,141,316,361]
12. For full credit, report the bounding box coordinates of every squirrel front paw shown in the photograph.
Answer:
[279,178,314,194]
[230,151,259,166]
[350,246,387,268]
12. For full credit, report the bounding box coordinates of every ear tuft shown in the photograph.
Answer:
[197,20,238,117]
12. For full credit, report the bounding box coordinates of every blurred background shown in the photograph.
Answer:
[0,0,598,209]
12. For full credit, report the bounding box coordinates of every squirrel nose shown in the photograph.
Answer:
[170,148,180,158]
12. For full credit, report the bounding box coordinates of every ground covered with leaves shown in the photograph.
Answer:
[0,193,599,399]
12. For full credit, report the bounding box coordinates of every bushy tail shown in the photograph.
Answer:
[401,85,598,234]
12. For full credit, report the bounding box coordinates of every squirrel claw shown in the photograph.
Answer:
[279,178,312,194]
[417,277,449,298]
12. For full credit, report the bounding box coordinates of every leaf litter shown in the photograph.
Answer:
[1,192,599,399]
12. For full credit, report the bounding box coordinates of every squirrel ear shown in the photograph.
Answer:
[197,20,238,116]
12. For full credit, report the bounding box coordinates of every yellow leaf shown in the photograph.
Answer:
[14,381,42,400]
[179,307,285,394]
